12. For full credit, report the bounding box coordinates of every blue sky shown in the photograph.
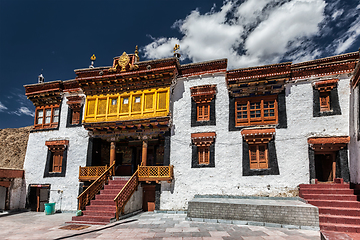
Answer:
[0,0,359,129]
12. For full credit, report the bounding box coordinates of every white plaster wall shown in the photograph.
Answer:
[123,185,143,214]
[9,178,26,209]
[23,92,89,211]
[161,73,351,210]
[349,85,360,184]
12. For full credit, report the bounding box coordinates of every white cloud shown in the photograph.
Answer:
[0,101,8,112]
[12,107,35,117]
[143,0,327,69]
[334,11,360,54]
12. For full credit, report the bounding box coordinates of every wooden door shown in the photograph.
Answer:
[315,153,336,182]
[142,185,155,212]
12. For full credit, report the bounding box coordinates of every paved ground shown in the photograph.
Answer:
[0,211,321,240]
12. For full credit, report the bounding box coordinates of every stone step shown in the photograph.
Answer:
[307,200,360,208]
[319,207,360,217]
[90,199,115,206]
[72,215,112,223]
[82,210,115,217]
[320,222,360,233]
[65,220,107,225]
[86,205,116,212]
[300,188,354,195]
[101,189,121,195]
[319,214,360,225]
[103,185,125,190]
[95,194,117,200]
[302,194,357,201]
[299,184,350,189]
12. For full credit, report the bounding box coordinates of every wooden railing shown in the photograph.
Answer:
[138,165,173,182]
[79,165,108,181]
[77,162,115,210]
[114,169,139,220]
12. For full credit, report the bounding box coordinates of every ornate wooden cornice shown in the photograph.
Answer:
[227,63,290,97]
[191,132,216,147]
[45,140,69,153]
[179,59,227,78]
[351,54,360,88]
[24,81,63,106]
[83,116,171,139]
[291,52,359,81]
[308,136,350,151]
[241,128,275,145]
[74,57,179,96]
[313,79,338,92]
[190,85,216,103]
[66,95,84,110]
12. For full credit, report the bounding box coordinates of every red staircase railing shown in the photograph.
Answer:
[113,169,139,220]
[77,162,115,210]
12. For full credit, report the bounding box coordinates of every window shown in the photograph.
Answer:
[190,85,216,127]
[197,104,210,121]
[44,140,68,177]
[235,95,278,127]
[313,79,341,117]
[242,128,279,176]
[34,105,60,129]
[198,146,210,164]
[66,95,83,127]
[249,144,268,169]
[191,132,215,168]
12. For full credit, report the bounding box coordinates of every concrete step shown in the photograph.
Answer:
[301,194,357,201]
[320,222,360,233]
[100,189,121,195]
[319,214,360,225]
[319,207,360,217]
[103,185,125,190]
[307,200,360,208]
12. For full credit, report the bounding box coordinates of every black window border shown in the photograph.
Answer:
[313,86,341,117]
[66,106,83,128]
[242,138,279,176]
[43,147,68,178]
[191,143,215,168]
[229,91,287,131]
[191,98,216,127]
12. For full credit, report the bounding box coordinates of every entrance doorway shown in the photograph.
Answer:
[314,153,336,182]
[27,185,50,212]
[142,185,155,211]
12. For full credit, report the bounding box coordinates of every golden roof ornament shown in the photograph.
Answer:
[135,45,140,62]
[174,44,181,58]
[118,52,130,71]
[89,54,96,68]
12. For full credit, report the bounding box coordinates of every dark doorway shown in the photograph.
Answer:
[27,185,50,212]
[315,153,336,182]
[142,185,155,212]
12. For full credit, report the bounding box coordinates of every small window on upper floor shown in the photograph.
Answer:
[190,85,216,127]
[34,105,60,130]
[66,95,84,127]
[313,79,341,117]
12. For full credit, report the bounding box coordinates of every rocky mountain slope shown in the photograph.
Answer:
[0,126,32,169]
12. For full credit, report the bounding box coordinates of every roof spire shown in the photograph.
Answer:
[89,54,96,68]
[38,69,44,83]
[173,44,181,59]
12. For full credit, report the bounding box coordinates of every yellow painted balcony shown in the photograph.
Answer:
[84,87,170,123]
[79,165,108,181]
[138,165,174,183]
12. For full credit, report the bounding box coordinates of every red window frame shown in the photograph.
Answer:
[34,105,60,129]
[249,144,268,169]
[235,95,278,127]
[198,146,210,164]
[197,103,210,121]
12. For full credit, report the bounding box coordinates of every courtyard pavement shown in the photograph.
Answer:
[0,210,321,240]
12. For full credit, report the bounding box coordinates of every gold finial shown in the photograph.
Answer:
[173,44,180,53]
[91,54,96,61]
[135,45,139,62]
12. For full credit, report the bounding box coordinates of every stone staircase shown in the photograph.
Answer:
[299,180,360,233]
[69,177,130,225]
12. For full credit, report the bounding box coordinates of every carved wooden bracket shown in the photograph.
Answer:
[190,85,216,104]
[313,79,338,92]
[45,140,69,153]
[191,132,216,147]
[241,128,275,145]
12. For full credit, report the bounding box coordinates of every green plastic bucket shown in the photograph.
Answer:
[44,203,55,215]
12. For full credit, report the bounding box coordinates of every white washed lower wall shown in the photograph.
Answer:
[23,93,89,211]
[123,185,143,215]
[349,85,360,184]
[9,178,26,210]
[160,74,351,210]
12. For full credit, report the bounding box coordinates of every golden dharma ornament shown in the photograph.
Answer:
[118,52,130,72]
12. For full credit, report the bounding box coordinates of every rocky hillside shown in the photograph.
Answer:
[0,126,32,169]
